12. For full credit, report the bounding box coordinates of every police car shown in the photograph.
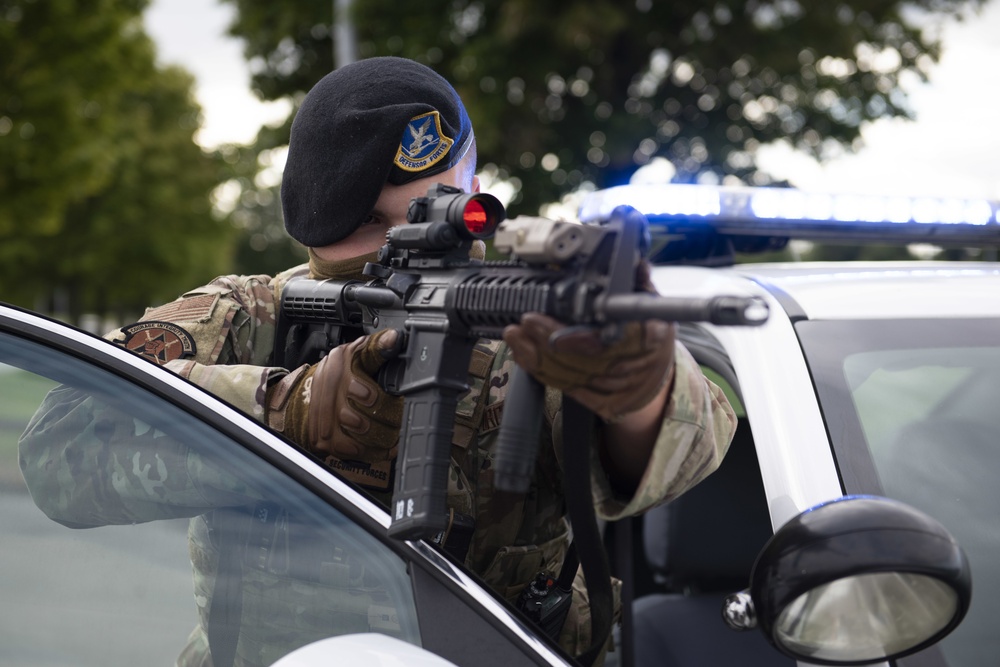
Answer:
[0,182,995,667]
[581,183,1000,667]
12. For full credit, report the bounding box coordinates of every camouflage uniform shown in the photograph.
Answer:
[19,264,737,666]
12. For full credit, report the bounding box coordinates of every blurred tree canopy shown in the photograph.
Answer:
[0,0,234,316]
[222,0,982,225]
[210,134,306,277]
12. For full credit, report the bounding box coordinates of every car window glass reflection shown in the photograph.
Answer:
[1,333,419,667]
[844,346,1000,667]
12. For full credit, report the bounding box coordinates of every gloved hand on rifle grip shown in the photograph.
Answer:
[269,329,404,462]
[502,314,676,424]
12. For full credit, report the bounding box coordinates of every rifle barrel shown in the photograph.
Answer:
[600,294,769,326]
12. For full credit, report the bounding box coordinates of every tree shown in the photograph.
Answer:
[46,65,235,317]
[0,0,234,316]
[211,124,306,277]
[222,0,983,223]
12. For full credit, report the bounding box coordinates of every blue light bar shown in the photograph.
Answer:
[579,184,1000,245]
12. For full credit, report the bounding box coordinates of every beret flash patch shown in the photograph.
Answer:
[394,111,454,173]
[120,321,197,365]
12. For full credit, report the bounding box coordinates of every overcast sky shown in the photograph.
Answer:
[144,0,1000,202]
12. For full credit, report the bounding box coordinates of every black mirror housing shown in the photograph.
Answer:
[736,496,971,665]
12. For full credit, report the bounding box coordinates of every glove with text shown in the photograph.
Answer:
[269,329,404,463]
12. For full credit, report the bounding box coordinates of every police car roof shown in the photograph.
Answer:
[646,260,1000,322]
[733,261,1000,320]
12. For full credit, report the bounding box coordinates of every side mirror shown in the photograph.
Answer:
[723,495,971,665]
[270,633,461,667]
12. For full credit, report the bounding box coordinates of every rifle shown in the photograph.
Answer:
[273,184,768,542]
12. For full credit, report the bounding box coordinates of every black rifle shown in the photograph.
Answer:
[273,184,768,542]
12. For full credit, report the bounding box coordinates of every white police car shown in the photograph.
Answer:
[581,183,1000,667]
[0,182,993,667]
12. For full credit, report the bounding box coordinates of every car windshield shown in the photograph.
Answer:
[796,318,1000,667]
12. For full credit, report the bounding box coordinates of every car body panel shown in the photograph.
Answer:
[272,634,461,667]
[740,262,1000,320]
[652,266,844,528]
[645,258,1000,667]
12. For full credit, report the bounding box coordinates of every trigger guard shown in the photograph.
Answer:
[377,358,406,395]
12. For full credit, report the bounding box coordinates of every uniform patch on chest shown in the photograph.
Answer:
[120,320,197,365]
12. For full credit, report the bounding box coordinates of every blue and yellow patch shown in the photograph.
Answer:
[393,111,454,173]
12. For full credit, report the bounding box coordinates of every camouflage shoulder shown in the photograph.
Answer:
[108,272,284,367]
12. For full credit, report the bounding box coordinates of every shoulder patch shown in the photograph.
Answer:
[120,320,197,365]
[145,293,220,323]
[394,110,454,173]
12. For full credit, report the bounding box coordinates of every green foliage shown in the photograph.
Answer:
[212,128,307,277]
[221,0,982,223]
[0,0,144,239]
[0,0,235,316]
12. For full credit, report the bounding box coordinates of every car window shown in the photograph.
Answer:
[797,319,1000,667]
[844,349,987,456]
[0,331,420,667]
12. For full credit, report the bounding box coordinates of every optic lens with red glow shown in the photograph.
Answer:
[416,188,505,240]
[453,193,504,238]
[463,199,490,235]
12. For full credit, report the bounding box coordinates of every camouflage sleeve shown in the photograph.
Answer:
[164,358,283,423]
[102,272,299,422]
[481,340,735,524]
[591,341,737,520]
[19,385,263,528]
[18,271,302,528]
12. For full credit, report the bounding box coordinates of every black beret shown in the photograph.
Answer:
[281,57,475,247]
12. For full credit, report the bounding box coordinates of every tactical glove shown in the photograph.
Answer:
[268,329,404,463]
[502,314,675,423]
